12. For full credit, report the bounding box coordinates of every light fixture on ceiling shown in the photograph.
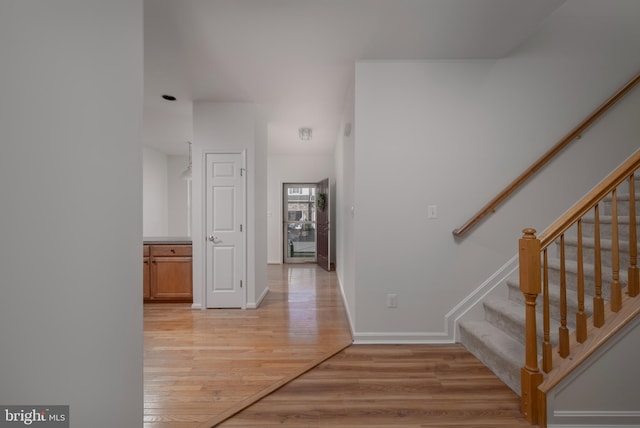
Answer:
[298,127,312,141]
[180,141,192,181]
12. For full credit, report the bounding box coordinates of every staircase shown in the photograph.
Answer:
[459,173,640,396]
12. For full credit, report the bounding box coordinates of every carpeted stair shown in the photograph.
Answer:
[459,175,639,394]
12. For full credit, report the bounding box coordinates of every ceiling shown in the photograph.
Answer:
[143,0,565,156]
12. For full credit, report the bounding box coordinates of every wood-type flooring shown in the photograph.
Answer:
[144,264,353,427]
[145,264,528,427]
[218,344,530,427]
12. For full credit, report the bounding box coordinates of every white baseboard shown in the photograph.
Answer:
[335,271,355,339]
[337,273,453,344]
[337,257,519,345]
[353,331,452,344]
[246,286,270,309]
[445,254,519,342]
[548,409,640,427]
[191,303,202,309]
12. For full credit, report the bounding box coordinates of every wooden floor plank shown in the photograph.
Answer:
[217,344,530,427]
[144,264,352,427]
[145,264,528,427]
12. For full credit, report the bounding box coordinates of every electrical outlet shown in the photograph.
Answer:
[387,293,397,308]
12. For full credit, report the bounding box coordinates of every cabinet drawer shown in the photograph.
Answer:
[143,245,149,257]
[150,245,192,257]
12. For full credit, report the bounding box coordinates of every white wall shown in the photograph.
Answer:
[142,147,190,237]
[192,102,268,309]
[143,146,169,236]
[335,79,357,332]
[253,108,269,306]
[267,154,336,264]
[167,155,190,236]
[351,0,640,342]
[0,1,143,426]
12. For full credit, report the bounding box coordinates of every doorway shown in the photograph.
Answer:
[282,180,330,270]
[283,183,317,263]
[205,152,246,308]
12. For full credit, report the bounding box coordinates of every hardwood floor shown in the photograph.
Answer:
[218,345,531,427]
[144,264,353,427]
[145,264,528,427]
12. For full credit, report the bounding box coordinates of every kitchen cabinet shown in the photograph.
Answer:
[143,245,150,300]
[144,243,192,303]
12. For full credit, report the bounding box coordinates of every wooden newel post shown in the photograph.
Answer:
[519,228,543,425]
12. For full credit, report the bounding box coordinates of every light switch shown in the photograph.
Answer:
[427,205,438,219]
[387,294,397,308]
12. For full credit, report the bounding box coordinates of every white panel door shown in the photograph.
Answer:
[205,152,245,308]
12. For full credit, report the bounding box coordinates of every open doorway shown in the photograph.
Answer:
[282,180,331,270]
[283,183,317,263]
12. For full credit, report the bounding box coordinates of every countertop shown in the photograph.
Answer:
[143,237,192,245]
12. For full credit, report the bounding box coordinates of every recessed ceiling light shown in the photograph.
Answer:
[162,94,177,101]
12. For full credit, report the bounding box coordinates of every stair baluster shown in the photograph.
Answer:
[610,189,622,312]
[558,234,570,358]
[542,249,552,373]
[593,204,605,327]
[629,173,639,297]
[576,220,587,343]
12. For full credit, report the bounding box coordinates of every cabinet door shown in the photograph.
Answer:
[150,256,193,302]
[143,259,151,300]
[143,246,150,301]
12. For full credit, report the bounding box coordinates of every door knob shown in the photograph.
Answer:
[208,235,219,242]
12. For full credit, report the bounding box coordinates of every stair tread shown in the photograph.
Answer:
[561,235,638,249]
[484,297,561,345]
[506,277,595,315]
[459,320,524,393]
[484,298,525,322]
[546,256,629,282]
[581,214,640,223]
[459,320,525,363]
[603,192,638,201]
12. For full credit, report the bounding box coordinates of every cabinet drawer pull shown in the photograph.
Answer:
[149,245,191,257]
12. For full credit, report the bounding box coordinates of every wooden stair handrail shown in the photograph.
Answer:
[519,150,640,426]
[453,72,640,238]
[539,150,640,249]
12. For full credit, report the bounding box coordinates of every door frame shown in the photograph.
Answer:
[282,182,317,263]
[315,178,330,271]
[202,149,247,309]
